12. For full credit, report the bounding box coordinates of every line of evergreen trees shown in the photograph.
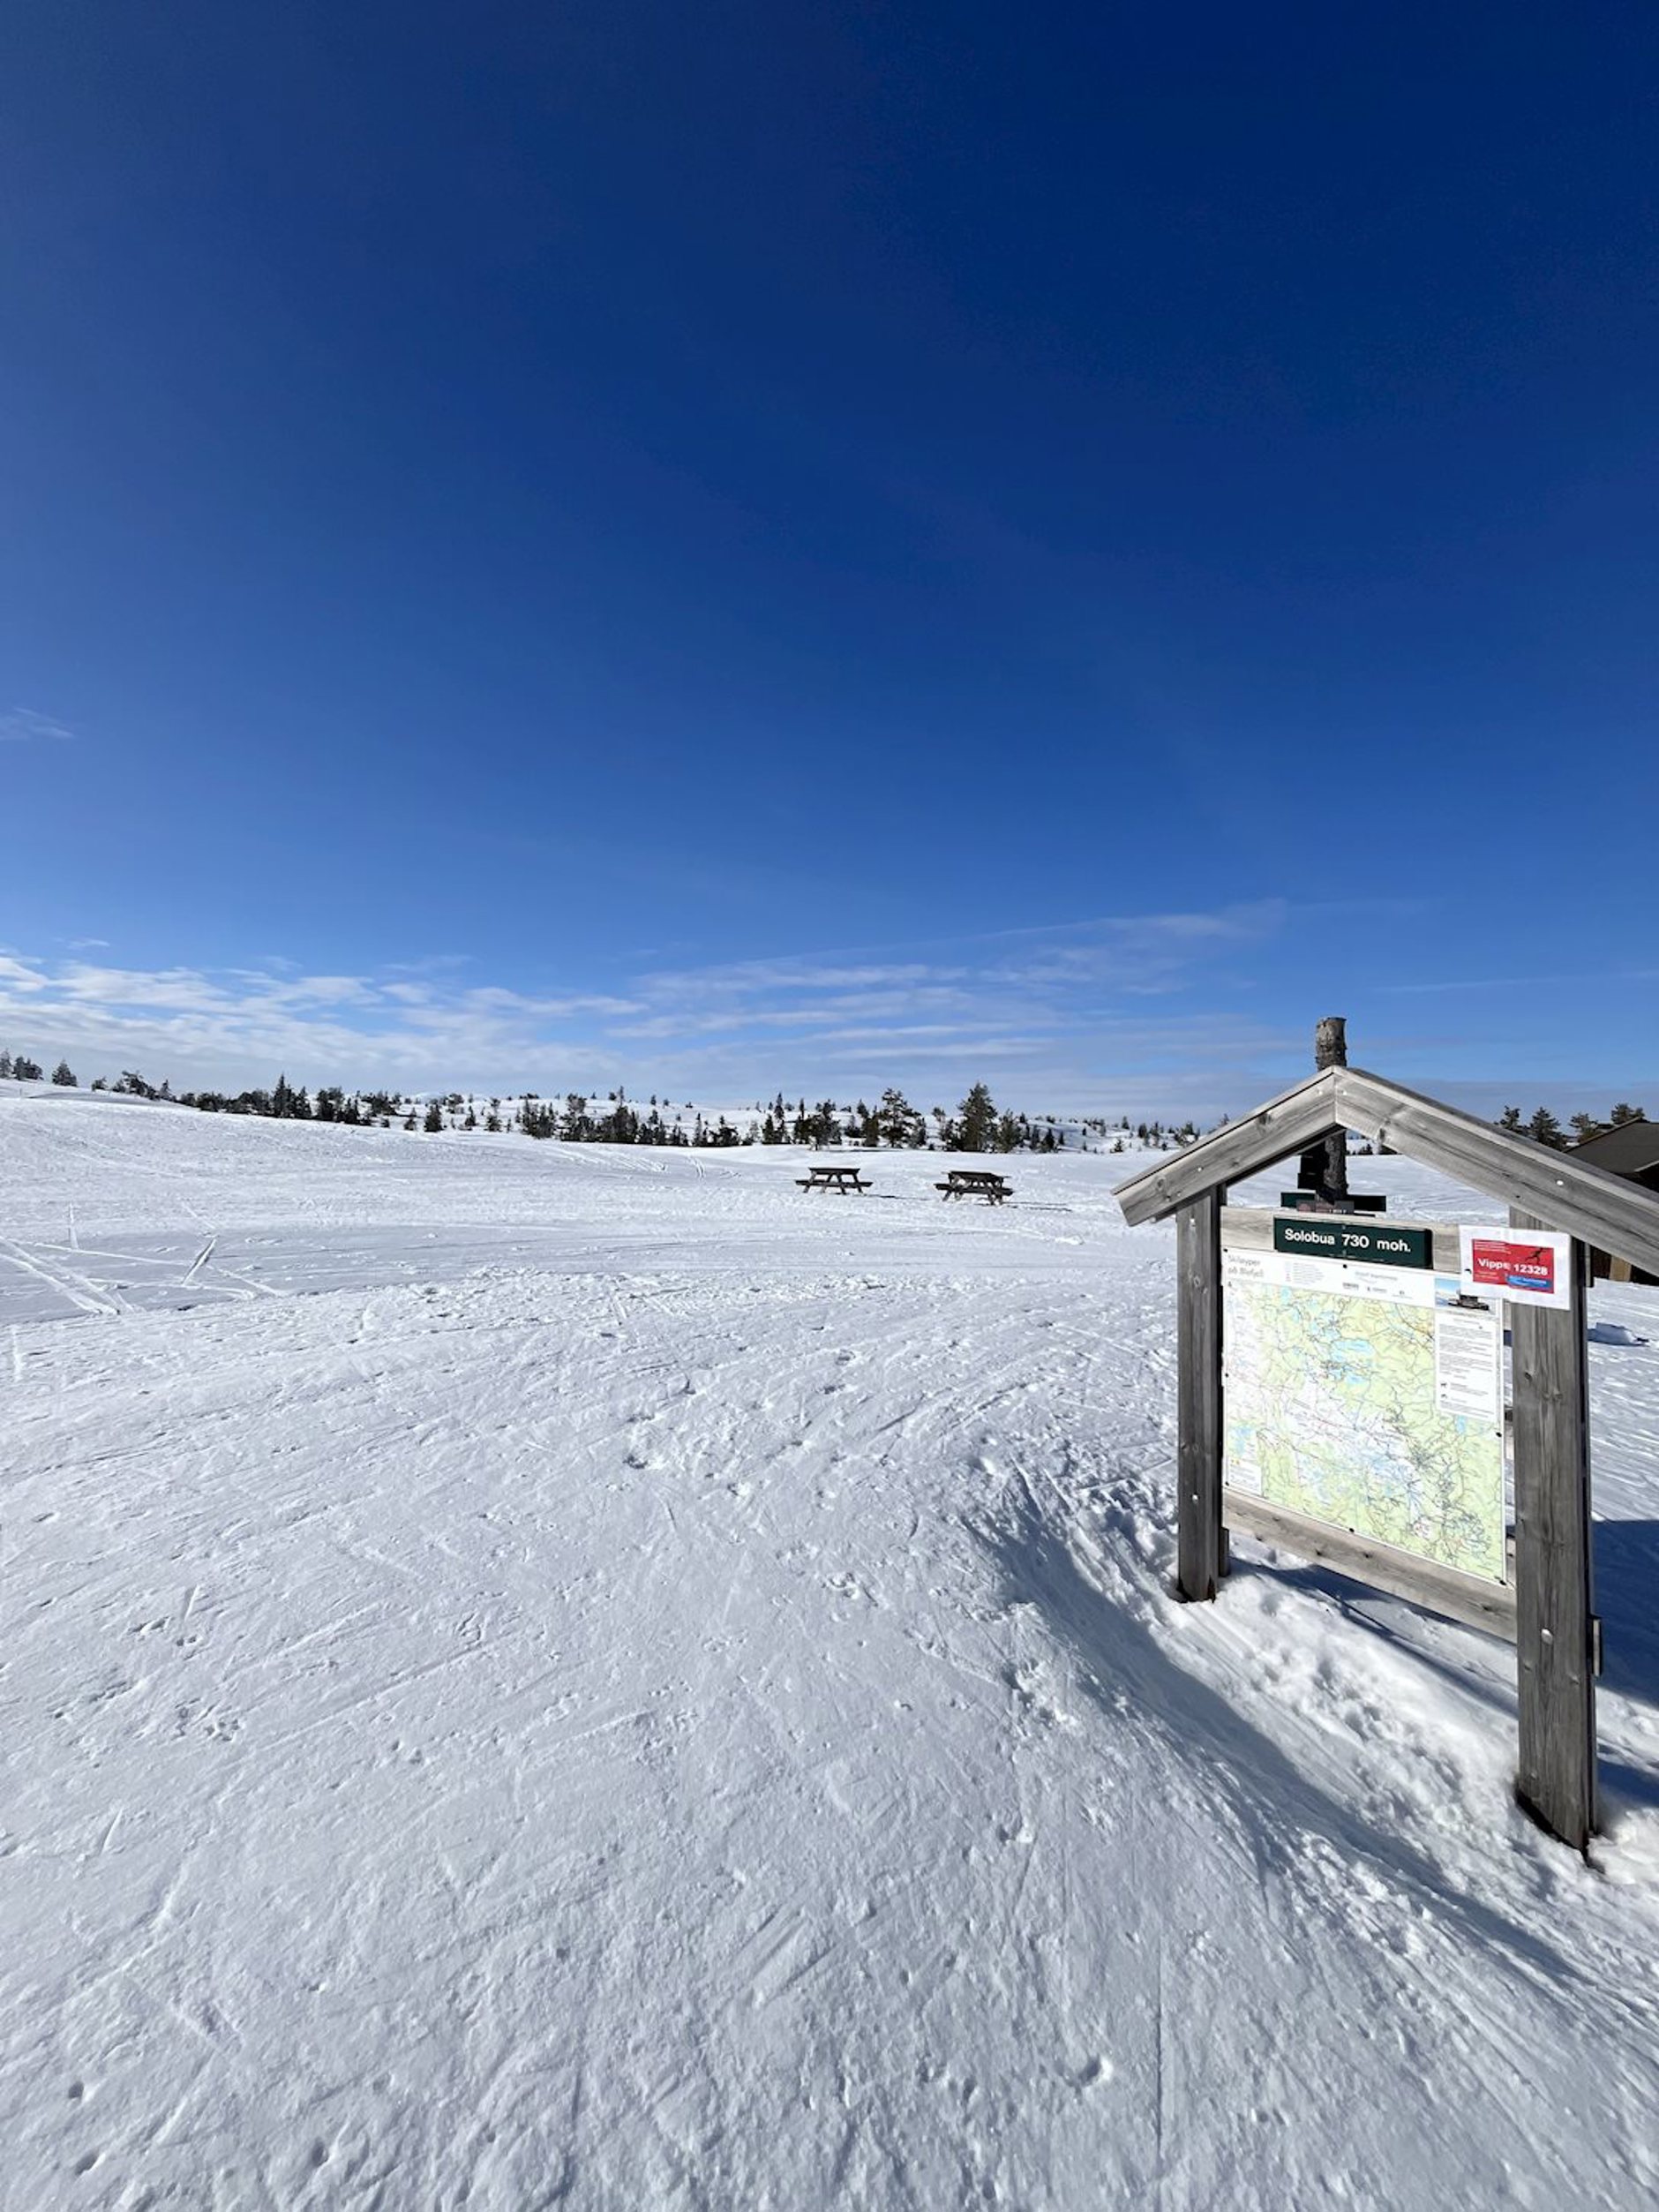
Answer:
[518,1092,739,1147]
[0,1052,153,1091]
[752,1085,1074,1152]
[9,1043,1647,1155]
[1496,1101,1648,1150]
[1,1055,1086,1152]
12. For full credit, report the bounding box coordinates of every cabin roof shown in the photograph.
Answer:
[1570,1119,1659,1178]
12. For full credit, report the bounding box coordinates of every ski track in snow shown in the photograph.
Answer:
[4,1093,1659,2208]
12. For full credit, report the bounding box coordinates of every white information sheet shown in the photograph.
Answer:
[1433,1304,1504,1423]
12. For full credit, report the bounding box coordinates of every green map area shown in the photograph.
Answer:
[1224,1269,1506,1583]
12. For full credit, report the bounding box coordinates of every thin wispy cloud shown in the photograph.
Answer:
[16,904,1624,1117]
[0,902,1290,1109]
[1383,972,1659,996]
[0,706,75,743]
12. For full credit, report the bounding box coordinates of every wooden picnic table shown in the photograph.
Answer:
[797,1162,873,1193]
[936,1168,1012,1204]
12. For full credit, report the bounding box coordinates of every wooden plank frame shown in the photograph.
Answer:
[1117,1069,1342,1228]
[1113,1065,1644,1852]
[1223,1491,1518,1641]
[1335,1071,1659,1281]
[1115,1064,1659,1283]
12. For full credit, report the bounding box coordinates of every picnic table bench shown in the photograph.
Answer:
[797,1162,873,1193]
[936,1168,1012,1204]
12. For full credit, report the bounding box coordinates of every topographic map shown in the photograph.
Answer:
[1223,1246,1506,1583]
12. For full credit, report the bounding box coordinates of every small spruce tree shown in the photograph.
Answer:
[1526,1106,1565,1149]
[957,1082,997,1154]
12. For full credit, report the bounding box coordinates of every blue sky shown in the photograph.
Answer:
[3,2,1655,1117]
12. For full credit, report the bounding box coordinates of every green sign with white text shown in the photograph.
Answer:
[1272,1218,1431,1268]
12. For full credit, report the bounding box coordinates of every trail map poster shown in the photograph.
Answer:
[1222,1244,1506,1583]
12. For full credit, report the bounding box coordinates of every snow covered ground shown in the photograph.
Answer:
[4,1087,1659,2208]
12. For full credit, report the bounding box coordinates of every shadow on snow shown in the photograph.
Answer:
[971,1467,1585,1996]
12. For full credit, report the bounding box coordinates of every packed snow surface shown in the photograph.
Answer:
[4,1087,1659,2208]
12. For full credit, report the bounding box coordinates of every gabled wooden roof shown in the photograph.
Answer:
[1113,1065,1659,1279]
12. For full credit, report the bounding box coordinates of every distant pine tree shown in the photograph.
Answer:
[1498,1106,1524,1132]
[1610,1102,1646,1125]
[51,1060,77,1086]
[423,1100,443,1133]
[1526,1106,1565,1149]
[957,1082,996,1153]
[876,1087,917,1147]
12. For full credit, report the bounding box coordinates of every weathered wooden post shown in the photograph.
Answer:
[1511,1209,1597,1848]
[1175,1189,1224,1600]
[1297,1015,1349,1203]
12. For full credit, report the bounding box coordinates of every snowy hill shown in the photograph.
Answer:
[1,1070,1168,1154]
[4,1085,1659,2207]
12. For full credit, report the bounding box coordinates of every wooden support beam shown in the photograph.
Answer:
[1115,1069,1341,1226]
[1224,1489,1517,1641]
[1336,1071,1659,1281]
[1176,1190,1224,1601]
[1509,1211,1597,1850]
